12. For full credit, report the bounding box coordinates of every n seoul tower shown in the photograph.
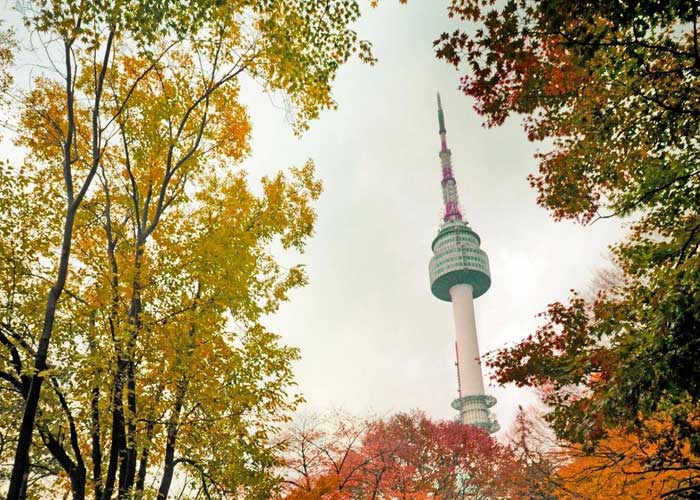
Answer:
[428,94,499,432]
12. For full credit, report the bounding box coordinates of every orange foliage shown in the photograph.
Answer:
[556,423,699,499]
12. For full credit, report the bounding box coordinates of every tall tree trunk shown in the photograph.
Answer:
[91,375,103,500]
[102,240,144,500]
[7,205,78,499]
[101,359,128,500]
[7,28,114,499]
[17,466,28,500]
[87,311,103,500]
[117,243,144,498]
[156,380,188,500]
[118,361,138,497]
[99,179,119,500]
[69,466,87,500]
[134,418,155,498]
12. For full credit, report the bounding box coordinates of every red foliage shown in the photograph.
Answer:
[279,411,521,500]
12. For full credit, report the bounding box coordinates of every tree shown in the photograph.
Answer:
[1,0,375,497]
[512,408,700,499]
[279,411,521,500]
[504,406,700,500]
[505,407,561,500]
[278,412,380,500]
[0,156,320,499]
[433,0,700,496]
[555,425,700,500]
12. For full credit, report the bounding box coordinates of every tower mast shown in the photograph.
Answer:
[437,93,463,223]
[428,94,499,432]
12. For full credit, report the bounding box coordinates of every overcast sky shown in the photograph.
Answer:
[1,0,626,434]
[241,0,625,433]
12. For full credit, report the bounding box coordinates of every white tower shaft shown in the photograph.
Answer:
[449,284,485,397]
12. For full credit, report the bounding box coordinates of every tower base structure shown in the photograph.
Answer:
[451,394,500,433]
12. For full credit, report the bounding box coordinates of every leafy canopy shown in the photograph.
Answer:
[1,0,374,497]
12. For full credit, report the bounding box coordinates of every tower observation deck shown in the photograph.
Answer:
[428,94,499,433]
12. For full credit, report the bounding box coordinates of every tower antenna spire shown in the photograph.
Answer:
[437,92,446,134]
[437,93,463,222]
